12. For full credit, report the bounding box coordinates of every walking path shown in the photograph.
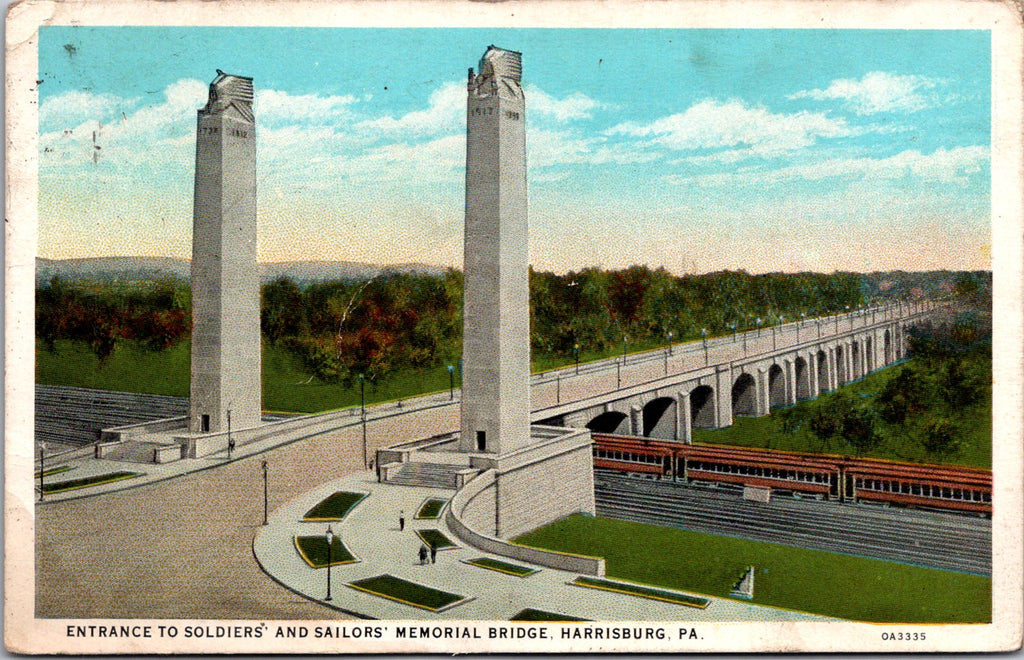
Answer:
[252,470,837,621]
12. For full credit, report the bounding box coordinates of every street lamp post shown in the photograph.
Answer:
[574,343,580,375]
[325,526,334,601]
[359,374,367,469]
[616,359,621,389]
[729,322,736,342]
[38,441,45,502]
[447,365,455,400]
[622,334,628,364]
[226,409,233,460]
[666,330,674,356]
[702,328,708,366]
[846,305,852,329]
[261,459,269,526]
[799,312,806,341]
[756,317,763,337]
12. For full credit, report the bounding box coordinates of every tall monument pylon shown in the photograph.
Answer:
[459,46,531,454]
[189,70,261,435]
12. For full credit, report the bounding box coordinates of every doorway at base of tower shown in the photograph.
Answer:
[476,430,487,452]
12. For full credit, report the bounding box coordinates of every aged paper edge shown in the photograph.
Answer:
[5,0,1023,653]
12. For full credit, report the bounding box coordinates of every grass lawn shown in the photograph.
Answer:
[347,574,466,612]
[37,336,702,414]
[693,364,992,469]
[35,465,73,479]
[415,529,457,550]
[41,471,141,494]
[572,576,709,608]
[302,491,367,522]
[510,608,588,622]
[293,535,357,567]
[515,514,990,623]
[415,498,448,520]
[464,557,539,577]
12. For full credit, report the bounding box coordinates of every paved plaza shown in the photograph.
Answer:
[253,470,836,622]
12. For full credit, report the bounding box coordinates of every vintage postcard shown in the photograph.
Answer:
[5,0,1023,653]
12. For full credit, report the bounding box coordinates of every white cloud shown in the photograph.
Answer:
[608,99,851,157]
[525,85,603,122]
[356,82,464,136]
[789,72,942,115]
[666,145,989,188]
[255,89,358,126]
[39,89,135,130]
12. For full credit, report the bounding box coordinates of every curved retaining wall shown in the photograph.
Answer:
[445,468,605,576]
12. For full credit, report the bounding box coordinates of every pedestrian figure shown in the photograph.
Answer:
[430,544,437,564]
[418,544,428,565]
[399,511,405,531]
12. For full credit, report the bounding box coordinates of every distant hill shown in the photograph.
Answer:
[35,257,446,286]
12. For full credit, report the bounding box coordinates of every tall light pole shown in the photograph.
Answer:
[622,334,628,364]
[666,330,674,356]
[226,408,233,460]
[729,322,736,342]
[574,343,580,375]
[359,374,367,469]
[261,459,269,526]
[799,312,806,341]
[756,317,763,337]
[846,305,852,329]
[702,328,708,366]
[38,441,45,502]
[325,525,334,601]
[447,365,455,400]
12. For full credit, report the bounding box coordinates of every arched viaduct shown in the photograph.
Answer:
[535,303,935,444]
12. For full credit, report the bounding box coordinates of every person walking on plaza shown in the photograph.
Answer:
[430,544,437,564]
[399,510,405,531]
[418,544,428,565]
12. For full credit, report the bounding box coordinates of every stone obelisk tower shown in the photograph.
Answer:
[189,70,261,434]
[459,46,531,454]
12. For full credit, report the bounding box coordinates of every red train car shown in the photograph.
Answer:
[591,433,992,515]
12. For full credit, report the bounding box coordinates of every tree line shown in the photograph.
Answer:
[38,266,971,386]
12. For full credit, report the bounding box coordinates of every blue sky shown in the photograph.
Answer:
[37,27,991,273]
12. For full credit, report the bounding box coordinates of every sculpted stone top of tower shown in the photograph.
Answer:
[200,70,254,122]
[468,45,523,101]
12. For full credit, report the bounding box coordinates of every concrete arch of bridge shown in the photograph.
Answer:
[586,410,630,434]
[835,344,847,385]
[642,396,676,440]
[732,372,757,417]
[816,349,830,394]
[794,356,810,400]
[690,385,716,429]
[768,363,786,409]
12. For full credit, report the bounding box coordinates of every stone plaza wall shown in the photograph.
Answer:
[446,465,605,576]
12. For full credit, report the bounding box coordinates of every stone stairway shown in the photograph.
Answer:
[385,462,468,489]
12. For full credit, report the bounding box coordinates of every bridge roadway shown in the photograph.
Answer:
[595,470,991,576]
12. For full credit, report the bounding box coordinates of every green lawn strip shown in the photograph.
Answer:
[510,608,589,622]
[515,514,991,623]
[302,491,367,521]
[415,497,448,520]
[347,574,468,612]
[35,465,73,479]
[463,557,539,577]
[41,471,142,494]
[293,535,357,568]
[571,576,709,609]
[415,528,457,550]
